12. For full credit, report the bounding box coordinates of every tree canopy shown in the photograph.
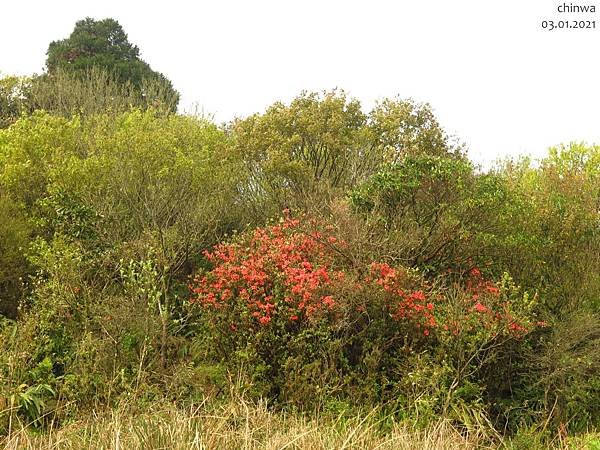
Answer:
[45,18,179,111]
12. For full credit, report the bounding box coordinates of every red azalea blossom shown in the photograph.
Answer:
[474,302,488,313]
[190,214,538,340]
[470,267,481,277]
[366,263,437,333]
[190,215,345,326]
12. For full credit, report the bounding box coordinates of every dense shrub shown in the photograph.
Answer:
[231,90,459,219]
[349,154,513,275]
[0,87,598,443]
[189,212,541,414]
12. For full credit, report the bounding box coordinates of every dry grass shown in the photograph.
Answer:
[1,398,493,450]
[2,398,598,449]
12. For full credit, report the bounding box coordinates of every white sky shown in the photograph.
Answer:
[1,0,599,166]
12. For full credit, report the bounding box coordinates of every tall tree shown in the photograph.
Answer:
[45,18,179,111]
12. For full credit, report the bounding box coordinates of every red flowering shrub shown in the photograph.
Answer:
[365,262,437,336]
[188,213,444,401]
[190,213,346,332]
[189,213,542,407]
[460,267,537,338]
[190,214,538,344]
[190,213,446,340]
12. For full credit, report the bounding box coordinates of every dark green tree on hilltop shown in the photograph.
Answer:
[45,17,179,111]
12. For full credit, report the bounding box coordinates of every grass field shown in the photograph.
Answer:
[2,399,599,450]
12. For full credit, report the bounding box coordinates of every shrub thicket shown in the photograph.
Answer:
[0,86,598,446]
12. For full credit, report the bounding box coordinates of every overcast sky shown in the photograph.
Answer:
[2,0,599,165]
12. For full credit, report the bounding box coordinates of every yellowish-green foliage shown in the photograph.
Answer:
[369,96,452,160]
[0,112,80,207]
[0,109,247,430]
[232,90,455,217]
[492,144,600,313]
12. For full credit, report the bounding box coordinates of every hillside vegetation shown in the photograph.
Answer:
[0,73,599,448]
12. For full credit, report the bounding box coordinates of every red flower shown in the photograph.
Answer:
[486,285,499,295]
[474,302,488,313]
[411,291,426,302]
[470,267,481,277]
[259,316,271,326]
[190,214,344,327]
[321,295,335,308]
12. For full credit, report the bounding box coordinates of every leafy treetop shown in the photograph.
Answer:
[45,18,179,109]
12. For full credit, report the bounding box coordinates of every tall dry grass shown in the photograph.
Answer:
[1,397,494,450]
